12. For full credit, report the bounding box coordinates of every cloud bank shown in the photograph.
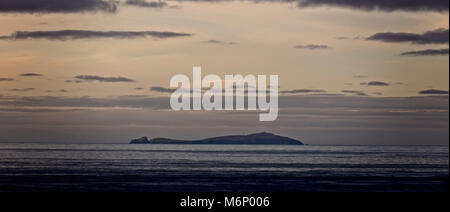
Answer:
[281,89,326,94]
[419,89,449,95]
[1,0,448,14]
[400,48,449,56]
[361,81,390,86]
[366,29,449,45]
[0,0,118,13]
[171,0,448,12]
[296,0,449,12]
[0,30,192,41]
[20,73,43,77]
[125,0,168,8]
[75,75,136,83]
[294,44,329,50]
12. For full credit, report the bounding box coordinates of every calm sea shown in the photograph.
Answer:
[0,144,448,192]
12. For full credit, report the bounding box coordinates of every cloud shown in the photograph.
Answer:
[373,92,383,96]
[366,28,449,45]
[165,0,449,12]
[204,40,237,45]
[335,36,349,40]
[281,89,326,94]
[151,86,277,95]
[125,0,168,8]
[419,89,449,95]
[75,75,136,83]
[400,48,449,56]
[19,73,43,77]
[294,44,329,50]
[172,0,449,12]
[361,81,390,86]
[0,78,15,82]
[8,88,35,92]
[341,90,368,96]
[0,0,118,13]
[65,80,83,83]
[0,30,193,41]
[3,0,445,14]
[151,86,177,93]
[296,0,449,12]
[353,75,368,78]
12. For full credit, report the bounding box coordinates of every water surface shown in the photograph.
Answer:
[0,144,447,192]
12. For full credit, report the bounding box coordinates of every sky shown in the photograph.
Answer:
[0,0,449,145]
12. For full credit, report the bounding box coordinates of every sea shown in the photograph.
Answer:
[0,144,448,192]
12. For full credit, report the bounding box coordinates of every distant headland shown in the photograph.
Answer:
[130,132,303,145]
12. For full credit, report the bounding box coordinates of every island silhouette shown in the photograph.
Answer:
[130,132,303,145]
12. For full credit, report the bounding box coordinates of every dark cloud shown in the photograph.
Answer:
[20,73,43,77]
[0,78,15,81]
[125,0,168,8]
[75,75,136,83]
[400,48,449,56]
[341,90,368,96]
[0,0,118,13]
[204,40,237,45]
[0,30,193,41]
[281,89,326,94]
[419,89,449,95]
[151,86,177,93]
[366,28,449,45]
[8,88,35,92]
[134,87,145,90]
[294,44,329,50]
[296,0,449,12]
[361,81,390,86]
[3,0,446,14]
[170,0,449,12]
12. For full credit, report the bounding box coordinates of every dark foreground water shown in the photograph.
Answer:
[0,144,448,192]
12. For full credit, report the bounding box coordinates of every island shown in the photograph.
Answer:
[130,132,303,145]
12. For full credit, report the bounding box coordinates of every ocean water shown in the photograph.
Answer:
[0,144,447,192]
